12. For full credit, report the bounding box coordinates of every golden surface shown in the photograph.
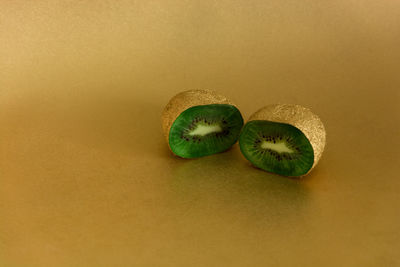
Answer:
[1,1,399,266]
[248,104,326,175]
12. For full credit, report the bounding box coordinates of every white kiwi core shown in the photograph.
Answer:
[261,141,294,154]
[188,123,222,136]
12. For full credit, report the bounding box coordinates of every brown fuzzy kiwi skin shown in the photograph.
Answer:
[247,104,326,176]
[161,90,236,154]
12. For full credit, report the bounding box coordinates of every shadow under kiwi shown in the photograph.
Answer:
[166,145,312,228]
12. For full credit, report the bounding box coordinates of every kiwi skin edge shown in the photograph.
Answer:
[161,90,237,154]
[246,104,326,177]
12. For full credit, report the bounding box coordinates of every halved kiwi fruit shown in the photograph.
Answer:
[239,104,326,177]
[162,90,244,158]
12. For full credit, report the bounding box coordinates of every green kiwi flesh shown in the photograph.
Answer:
[169,104,243,158]
[239,120,314,176]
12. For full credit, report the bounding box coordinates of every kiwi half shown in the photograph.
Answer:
[162,90,244,158]
[239,104,326,177]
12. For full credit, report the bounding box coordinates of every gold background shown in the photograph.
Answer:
[1,1,399,266]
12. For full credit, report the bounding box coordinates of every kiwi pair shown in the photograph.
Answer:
[162,90,326,177]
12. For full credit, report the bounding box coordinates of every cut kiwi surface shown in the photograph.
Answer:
[239,120,314,176]
[239,104,326,177]
[162,90,244,158]
[169,104,243,158]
